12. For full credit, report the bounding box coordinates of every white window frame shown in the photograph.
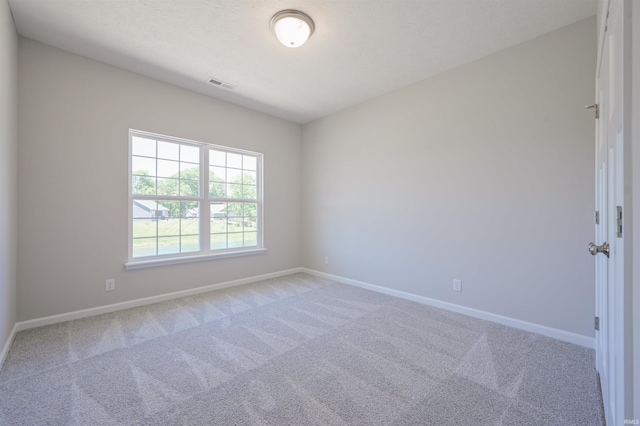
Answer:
[125,129,265,270]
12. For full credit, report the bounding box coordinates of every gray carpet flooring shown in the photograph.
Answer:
[0,273,604,425]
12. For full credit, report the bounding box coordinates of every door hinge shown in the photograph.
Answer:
[585,103,599,119]
[595,316,600,331]
[617,206,623,238]
[595,211,600,225]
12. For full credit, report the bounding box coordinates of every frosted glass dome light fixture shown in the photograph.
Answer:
[270,10,315,48]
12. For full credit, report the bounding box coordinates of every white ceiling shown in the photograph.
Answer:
[8,0,597,124]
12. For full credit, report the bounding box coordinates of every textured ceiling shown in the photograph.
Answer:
[8,0,597,124]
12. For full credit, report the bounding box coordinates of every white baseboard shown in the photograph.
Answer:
[11,266,594,350]
[302,268,595,349]
[0,323,18,369]
[15,268,304,333]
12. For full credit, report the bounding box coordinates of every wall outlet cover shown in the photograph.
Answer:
[105,279,115,291]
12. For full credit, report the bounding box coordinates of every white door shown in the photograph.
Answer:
[593,0,626,424]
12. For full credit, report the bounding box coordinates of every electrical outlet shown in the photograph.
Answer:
[453,279,462,292]
[324,256,329,265]
[105,279,115,292]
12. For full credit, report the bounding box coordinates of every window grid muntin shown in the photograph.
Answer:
[209,201,258,250]
[129,130,262,262]
[207,147,259,251]
[131,136,201,199]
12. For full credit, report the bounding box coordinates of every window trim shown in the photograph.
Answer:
[124,248,267,270]
[126,129,265,269]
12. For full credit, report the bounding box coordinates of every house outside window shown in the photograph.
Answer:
[127,130,264,269]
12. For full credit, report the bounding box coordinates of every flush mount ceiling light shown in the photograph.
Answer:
[270,9,315,48]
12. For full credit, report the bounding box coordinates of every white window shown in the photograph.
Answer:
[127,130,264,269]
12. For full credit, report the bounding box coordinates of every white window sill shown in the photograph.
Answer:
[125,248,267,270]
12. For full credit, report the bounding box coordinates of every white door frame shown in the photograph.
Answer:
[631,1,640,421]
[594,0,634,423]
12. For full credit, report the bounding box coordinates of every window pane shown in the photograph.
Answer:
[210,166,225,182]
[227,168,241,183]
[242,171,256,185]
[163,200,179,218]
[244,203,257,219]
[243,155,257,171]
[132,136,156,157]
[181,145,200,163]
[132,156,156,176]
[181,235,199,253]
[181,218,199,235]
[133,238,157,258]
[209,182,225,198]
[228,221,242,233]
[210,202,226,218]
[157,141,179,160]
[180,162,200,195]
[158,217,177,237]
[244,232,257,246]
[227,183,243,198]
[228,233,243,248]
[227,153,242,169]
[243,185,256,199]
[158,237,180,255]
[157,159,179,178]
[133,217,156,238]
[180,180,199,197]
[133,199,169,220]
[132,175,156,195]
[181,202,199,234]
[227,203,243,217]
[210,149,225,166]
[244,218,257,232]
[181,163,199,179]
[157,178,179,196]
[211,218,227,233]
[181,201,199,218]
[211,233,227,249]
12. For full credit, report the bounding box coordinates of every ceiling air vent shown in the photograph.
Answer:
[208,77,235,90]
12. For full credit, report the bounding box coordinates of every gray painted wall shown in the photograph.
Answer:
[302,18,596,337]
[0,0,18,355]
[15,17,600,341]
[17,38,302,321]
